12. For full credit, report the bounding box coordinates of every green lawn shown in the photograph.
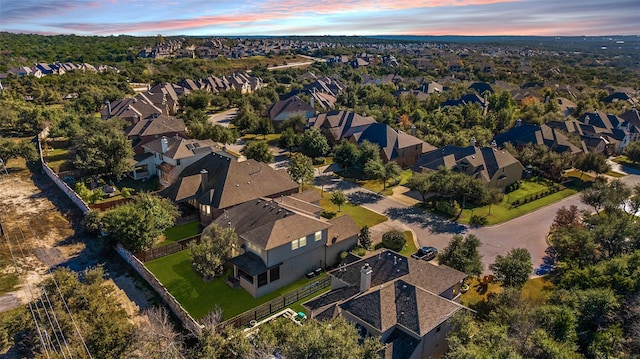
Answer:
[612,155,640,170]
[242,133,281,146]
[316,189,387,228]
[460,277,553,307]
[146,250,329,320]
[458,178,577,225]
[398,231,417,257]
[156,221,202,247]
[116,176,160,193]
[44,148,74,173]
[336,168,412,195]
[606,170,626,178]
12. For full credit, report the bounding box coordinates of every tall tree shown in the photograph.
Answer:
[438,234,484,277]
[575,152,610,179]
[190,223,238,279]
[0,138,37,166]
[72,118,134,180]
[333,140,360,170]
[101,193,178,252]
[485,188,504,216]
[287,153,314,189]
[364,158,401,190]
[358,225,372,250]
[300,128,329,160]
[330,190,347,212]
[490,248,533,288]
[624,140,640,164]
[406,172,433,204]
[241,140,274,163]
[279,127,301,152]
[357,140,380,166]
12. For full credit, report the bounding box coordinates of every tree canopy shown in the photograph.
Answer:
[489,248,533,288]
[191,223,238,279]
[287,153,314,188]
[438,234,483,277]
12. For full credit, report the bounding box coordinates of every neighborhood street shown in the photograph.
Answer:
[317,164,640,274]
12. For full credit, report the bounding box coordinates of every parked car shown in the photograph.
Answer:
[411,246,438,261]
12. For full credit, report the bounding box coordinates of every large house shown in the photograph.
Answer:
[307,110,376,145]
[268,96,316,128]
[158,153,298,225]
[212,196,360,298]
[493,122,582,155]
[303,250,469,359]
[414,145,524,190]
[351,123,435,168]
[546,111,639,154]
[125,114,186,154]
[130,135,224,185]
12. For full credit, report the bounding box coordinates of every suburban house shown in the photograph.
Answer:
[413,144,525,190]
[212,196,360,298]
[307,110,377,145]
[493,121,583,155]
[546,112,639,154]
[125,114,186,154]
[268,96,316,128]
[303,250,469,359]
[158,153,298,225]
[130,135,224,185]
[441,93,486,108]
[350,123,436,168]
[468,82,494,94]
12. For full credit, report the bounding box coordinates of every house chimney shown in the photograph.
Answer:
[411,124,417,136]
[105,100,111,116]
[161,136,169,153]
[491,139,497,148]
[360,263,372,293]
[470,137,476,147]
[200,169,208,194]
[515,118,522,127]
[310,95,315,109]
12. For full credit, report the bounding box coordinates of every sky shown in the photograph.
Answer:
[1,0,638,37]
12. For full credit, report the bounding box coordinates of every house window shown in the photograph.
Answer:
[270,266,280,282]
[176,159,181,166]
[159,153,163,161]
[291,237,307,250]
[436,325,441,333]
[257,272,268,288]
[314,231,322,242]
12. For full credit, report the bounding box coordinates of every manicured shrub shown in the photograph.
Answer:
[470,214,488,226]
[382,230,406,251]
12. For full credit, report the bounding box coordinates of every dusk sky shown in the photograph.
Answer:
[1,0,638,37]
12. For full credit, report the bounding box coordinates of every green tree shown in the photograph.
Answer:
[364,159,401,190]
[490,248,533,288]
[287,153,314,189]
[624,140,640,164]
[279,127,301,152]
[406,172,432,204]
[252,316,382,359]
[333,140,360,170]
[358,140,380,166]
[438,234,483,277]
[101,193,178,252]
[575,152,610,179]
[381,229,406,251]
[358,225,372,250]
[0,138,37,165]
[300,128,329,159]
[241,140,273,163]
[485,187,504,216]
[72,118,134,180]
[330,190,347,212]
[190,223,238,279]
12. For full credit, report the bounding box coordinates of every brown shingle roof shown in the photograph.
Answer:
[327,215,359,246]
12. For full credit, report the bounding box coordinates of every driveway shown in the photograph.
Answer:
[208,108,237,127]
[318,166,640,274]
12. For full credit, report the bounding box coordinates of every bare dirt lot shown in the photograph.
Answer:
[0,160,156,330]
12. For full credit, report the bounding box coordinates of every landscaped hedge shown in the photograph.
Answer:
[510,183,563,208]
[381,230,406,251]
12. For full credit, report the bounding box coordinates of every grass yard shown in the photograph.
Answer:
[606,170,626,178]
[242,133,281,146]
[460,277,553,307]
[398,231,417,257]
[116,176,160,193]
[612,155,640,170]
[44,147,74,173]
[458,178,578,225]
[155,221,202,247]
[146,250,329,320]
[316,189,387,228]
[337,168,412,195]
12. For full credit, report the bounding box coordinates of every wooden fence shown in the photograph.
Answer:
[135,234,201,262]
[219,276,331,330]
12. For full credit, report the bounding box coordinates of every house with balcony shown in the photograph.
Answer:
[303,250,469,359]
[212,197,359,298]
[130,135,224,185]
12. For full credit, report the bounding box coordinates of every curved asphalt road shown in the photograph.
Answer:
[319,164,640,274]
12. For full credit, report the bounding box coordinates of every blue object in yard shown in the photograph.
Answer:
[297,312,307,320]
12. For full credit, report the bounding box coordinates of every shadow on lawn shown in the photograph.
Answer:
[347,190,381,205]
